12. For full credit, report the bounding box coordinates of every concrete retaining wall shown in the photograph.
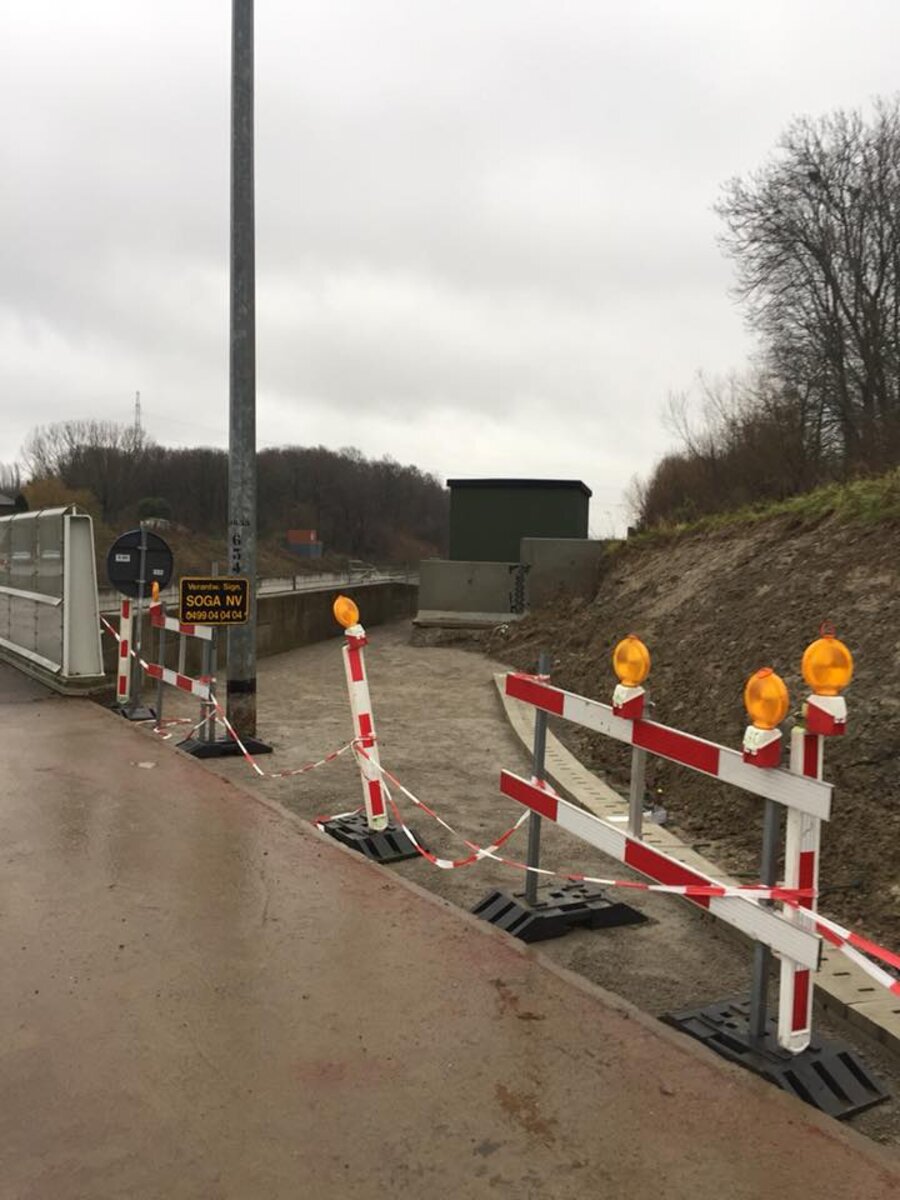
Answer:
[418,559,519,614]
[521,537,608,607]
[100,581,418,682]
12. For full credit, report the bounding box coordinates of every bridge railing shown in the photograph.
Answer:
[0,506,103,687]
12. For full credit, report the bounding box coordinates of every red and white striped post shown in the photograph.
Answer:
[741,666,791,1045]
[778,629,852,1052]
[334,595,388,832]
[611,634,651,839]
[116,598,133,707]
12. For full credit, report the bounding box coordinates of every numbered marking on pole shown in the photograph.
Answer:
[179,576,250,625]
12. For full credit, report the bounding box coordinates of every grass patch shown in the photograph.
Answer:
[632,468,900,542]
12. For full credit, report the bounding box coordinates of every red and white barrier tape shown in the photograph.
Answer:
[356,745,809,899]
[150,715,201,742]
[356,744,900,993]
[811,910,900,996]
[102,615,153,675]
[103,617,354,781]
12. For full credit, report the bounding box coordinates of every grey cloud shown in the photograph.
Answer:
[5,0,900,530]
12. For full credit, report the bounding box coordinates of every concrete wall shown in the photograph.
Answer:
[521,538,607,608]
[100,581,418,682]
[418,559,519,615]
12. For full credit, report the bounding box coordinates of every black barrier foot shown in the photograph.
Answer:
[116,704,156,722]
[662,996,890,1119]
[320,810,423,864]
[471,882,647,944]
[177,735,273,759]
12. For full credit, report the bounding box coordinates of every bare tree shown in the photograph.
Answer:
[21,419,151,523]
[0,462,21,497]
[716,98,900,474]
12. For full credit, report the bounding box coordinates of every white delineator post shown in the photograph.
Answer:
[116,598,133,707]
[778,726,823,1051]
[342,621,388,831]
[778,631,852,1053]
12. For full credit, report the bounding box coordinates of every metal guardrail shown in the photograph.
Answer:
[0,506,105,685]
[97,569,418,613]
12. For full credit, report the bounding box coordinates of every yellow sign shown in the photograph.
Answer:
[179,576,250,625]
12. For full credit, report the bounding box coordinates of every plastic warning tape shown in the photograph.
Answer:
[149,603,214,641]
[352,746,814,900]
[102,615,153,675]
[203,690,355,780]
[104,617,351,781]
[505,673,832,821]
[500,769,821,968]
[812,910,900,995]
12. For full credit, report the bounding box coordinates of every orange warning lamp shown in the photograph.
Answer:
[801,626,851,736]
[333,595,360,630]
[612,634,651,688]
[151,581,160,602]
[743,667,789,731]
[801,632,853,697]
[612,634,650,719]
[742,667,788,768]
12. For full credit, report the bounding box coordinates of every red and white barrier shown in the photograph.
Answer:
[341,623,388,831]
[115,599,133,705]
[505,673,832,821]
[149,604,214,642]
[499,770,820,968]
[502,668,845,1053]
[145,661,211,700]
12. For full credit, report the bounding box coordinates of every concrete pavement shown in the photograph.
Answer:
[1,677,898,1198]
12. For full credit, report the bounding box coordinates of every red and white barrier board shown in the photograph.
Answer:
[149,603,214,642]
[499,770,820,969]
[145,661,211,701]
[505,673,832,821]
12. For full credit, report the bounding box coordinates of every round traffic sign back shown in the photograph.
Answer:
[107,529,174,599]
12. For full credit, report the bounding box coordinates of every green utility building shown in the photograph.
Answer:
[447,478,591,562]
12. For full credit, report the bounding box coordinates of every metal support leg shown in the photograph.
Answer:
[524,651,551,907]
[748,798,780,1043]
[627,746,646,840]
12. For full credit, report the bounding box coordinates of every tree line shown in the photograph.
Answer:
[14,420,448,561]
[634,98,900,528]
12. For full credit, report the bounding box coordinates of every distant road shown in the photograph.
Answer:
[97,568,418,612]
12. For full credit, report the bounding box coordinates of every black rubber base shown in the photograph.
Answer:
[471,882,647,944]
[320,810,423,864]
[117,704,156,722]
[662,996,890,1119]
[177,735,273,758]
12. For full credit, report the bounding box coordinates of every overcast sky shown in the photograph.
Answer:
[3,2,900,533]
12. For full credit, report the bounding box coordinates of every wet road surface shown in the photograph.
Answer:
[1,685,898,1198]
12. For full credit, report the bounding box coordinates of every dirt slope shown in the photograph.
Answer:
[484,512,900,949]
